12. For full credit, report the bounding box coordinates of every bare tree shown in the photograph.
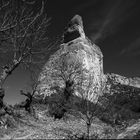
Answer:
[19,66,40,114]
[19,91,34,113]
[45,51,85,92]
[0,0,51,88]
[42,49,109,138]
[71,75,138,139]
[51,52,84,95]
[0,0,53,114]
[49,56,105,138]
[43,52,85,119]
[67,72,101,139]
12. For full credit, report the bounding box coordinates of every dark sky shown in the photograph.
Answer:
[3,0,140,105]
[46,0,140,76]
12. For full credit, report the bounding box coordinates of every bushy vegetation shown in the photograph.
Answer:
[47,84,72,119]
[47,93,67,119]
[1,73,140,139]
[1,84,140,139]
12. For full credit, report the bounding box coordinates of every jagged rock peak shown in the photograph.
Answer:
[63,14,85,43]
[68,15,83,29]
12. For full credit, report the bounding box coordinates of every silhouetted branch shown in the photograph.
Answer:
[0,0,51,89]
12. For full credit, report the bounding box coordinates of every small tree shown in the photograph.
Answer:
[44,52,84,119]
[0,88,4,109]
[20,90,34,113]
[68,72,104,139]
[19,65,41,115]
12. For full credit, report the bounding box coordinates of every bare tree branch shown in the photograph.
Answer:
[0,0,55,115]
[0,0,11,11]
[0,0,52,89]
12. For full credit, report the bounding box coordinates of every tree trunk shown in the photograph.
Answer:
[0,60,21,88]
[86,122,91,139]
[0,60,21,115]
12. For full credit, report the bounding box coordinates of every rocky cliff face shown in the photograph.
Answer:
[104,73,140,93]
[37,15,140,103]
[37,15,104,102]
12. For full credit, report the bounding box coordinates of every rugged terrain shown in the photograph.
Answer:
[105,73,140,89]
[0,15,140,139]
[1,98,140,139]
[0,103,113,139]
[37,15,104,102]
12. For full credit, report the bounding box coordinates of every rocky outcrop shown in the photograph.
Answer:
[37,15,140,104]
[105,73,140,88]
[104,73,140,94]
[117,120,140,139]
[63,15,85,43]
[37,15,104,102]
[130,77,140,88]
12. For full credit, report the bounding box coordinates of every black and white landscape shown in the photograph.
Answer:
[0,0,140,139]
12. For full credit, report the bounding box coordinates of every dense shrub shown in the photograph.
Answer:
[47,81,74,120]
[47,91,69,119]
[132,130,140,139]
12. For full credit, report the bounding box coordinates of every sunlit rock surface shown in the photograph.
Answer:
[37,15,140,103]
[37,15,104,102]
[104,73,140,93]
[117,120,140,139]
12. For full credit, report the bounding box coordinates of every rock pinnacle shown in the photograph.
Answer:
[63,15,85,43]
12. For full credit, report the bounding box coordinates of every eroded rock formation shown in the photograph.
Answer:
[104,73,140,94]
[37,15,104,102]
[107,73,140,88]
[37,15,140,103]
